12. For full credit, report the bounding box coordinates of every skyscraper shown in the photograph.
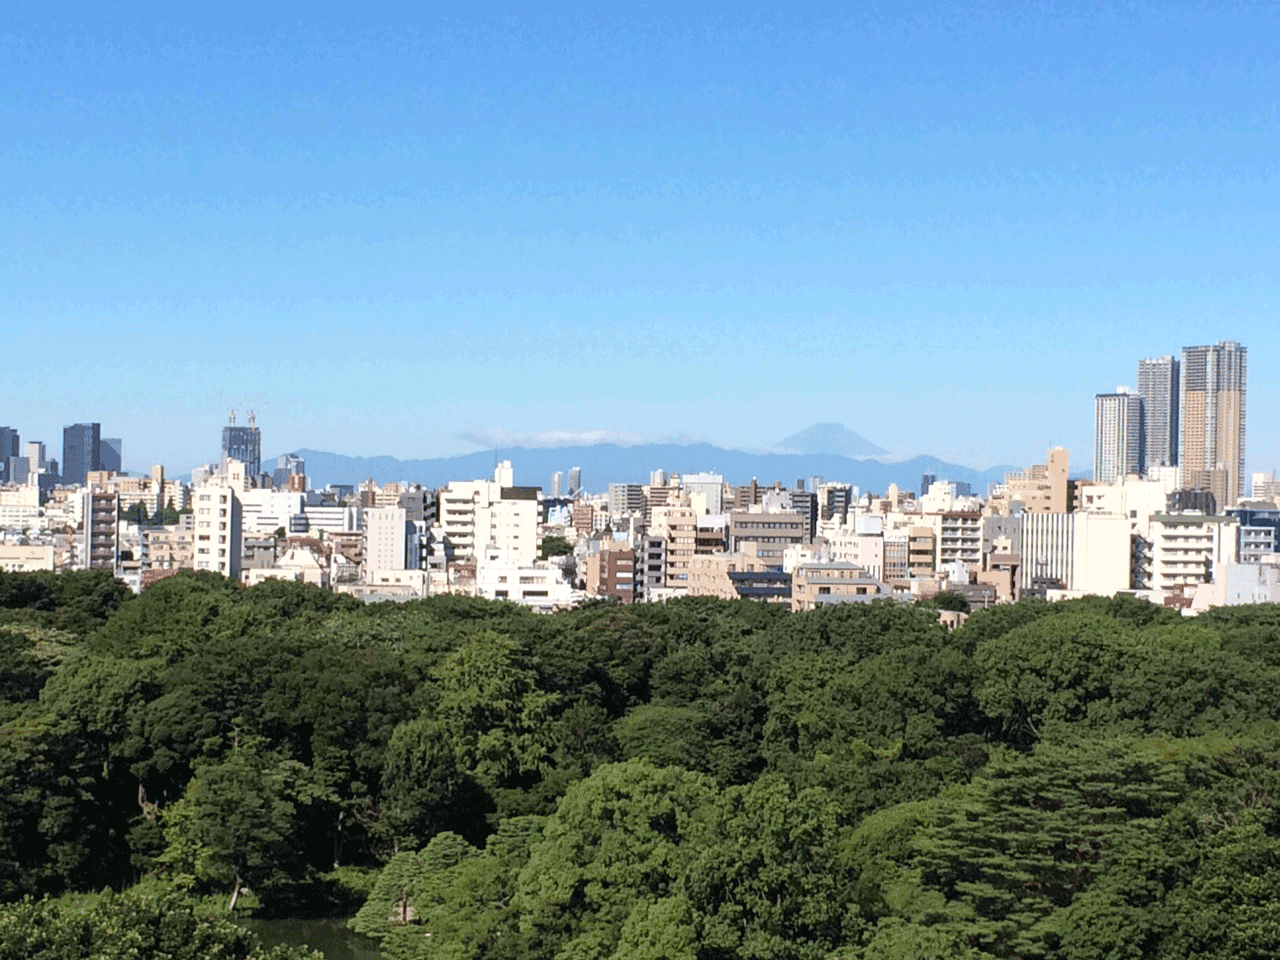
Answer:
[1137,355,1179,472]
[0,427,19,483]
[101,438,123,474]
[62,422,101,486]
[221,410,262,477]
[568,466,582,496]
[1094,389,1144,483]
[1180,340,1247,508]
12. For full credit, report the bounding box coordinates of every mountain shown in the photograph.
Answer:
[775,423,888,458]
[280,444,1014,495]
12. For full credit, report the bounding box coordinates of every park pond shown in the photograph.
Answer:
[241,917,382,960]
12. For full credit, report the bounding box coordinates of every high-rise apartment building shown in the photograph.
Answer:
[1180,341,1247,508]
[1137,355,1179,472]
[567,466,582,496]
[1094,389,1144,483]
[62,423,101,486]
[221,410,262,477]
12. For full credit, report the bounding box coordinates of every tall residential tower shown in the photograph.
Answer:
[1094,389,1144,483]
[1180,341,1247,508]
[1137,355,1179,473]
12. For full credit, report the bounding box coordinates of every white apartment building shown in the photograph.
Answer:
[192,484,242,579]
[476,545,577,610]
[1147,514,1239,597]
[240,489,309,535]
[439,462,539,566]
[304,504,362,534]
[364,506,412,572]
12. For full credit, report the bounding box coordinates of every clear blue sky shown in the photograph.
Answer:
[3,1,1277,476]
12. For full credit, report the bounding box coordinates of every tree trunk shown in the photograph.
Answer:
[228,876,243,912]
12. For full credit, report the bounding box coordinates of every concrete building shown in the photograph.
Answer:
[240,489,309,536]
[686,547,791,603]
[907,526,936,578]
[791,563,889,611]
[993,447,1071,515]
[684,472,725,515]
[933,511,982,572]
[192,481,243,579]
[608,483,646,521]
[694,514,728,555]
[653,505,699,588]
[438,462,539,565]
[221,410,262,477]
[639,535,668,600]
[1229,506,1280,564]
[1252,472,1280,502]
[570,501,597,538]
[476,546,576,610]
[1147,513,1238,597]
[1221,561,1280,606]
[364,506,413,572]
[0,544,55,572]
[81,490,120,572]
[728,509,807,563]
[1094,389,1144,483]
[273,454,306,490]
[1138,355,1180,472]
[819,482,852,523]
[304,504,362,534]
[584,540,637,602]
[1180,341,1247,508]
[144,525,195,571]
[883,533,909,580]
[245,546,328,588]
[1016,511,1129,596]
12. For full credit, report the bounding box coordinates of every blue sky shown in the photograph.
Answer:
[3,1,1277,476]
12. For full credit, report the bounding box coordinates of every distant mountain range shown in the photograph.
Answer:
[280,442,1016,495]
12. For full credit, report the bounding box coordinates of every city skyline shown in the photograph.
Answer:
[4,4,1279,472]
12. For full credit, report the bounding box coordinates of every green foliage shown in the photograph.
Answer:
[160,734,331,908]
[538,535,573,559]
[684,776,853,958]
[0,887,321,959]
[9,569,1280,954]
[926,590,971,613]
[122,500,150,524]
[514,760,716,958]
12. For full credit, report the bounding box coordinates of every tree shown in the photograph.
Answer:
[122,501,150,525]
[513,761,717,959]
[161,734,327,910]
[538,535,572,560]
[431,633,559,792]
[685,776,853,959]
[926,591,970,614]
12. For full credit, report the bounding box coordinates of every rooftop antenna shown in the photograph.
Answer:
[248,410,256,427]
[229,408,237,426]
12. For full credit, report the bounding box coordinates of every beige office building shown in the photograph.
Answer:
[990,447,1070,515]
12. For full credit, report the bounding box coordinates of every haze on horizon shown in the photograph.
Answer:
[4,2,1277,476]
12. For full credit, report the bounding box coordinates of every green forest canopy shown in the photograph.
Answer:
[3,569,1280,958]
